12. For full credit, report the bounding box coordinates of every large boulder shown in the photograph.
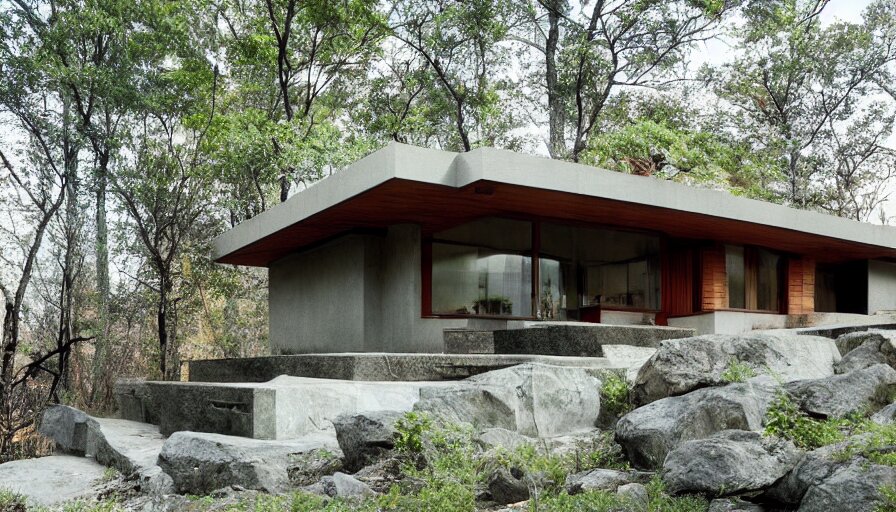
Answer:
[632,333,839,406]
[39,405,99,454]
[784,364,896,418]
[835,330,888,356]
[834,330,896,374]
[333,410,402,472]
[414,363,601,438]
[85,417,172,494]
[765,434,896,511]
[662,430,800,497]
[616,377,778,469]
[157,431,341,494]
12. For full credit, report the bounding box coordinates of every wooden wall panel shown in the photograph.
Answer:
[787,257,816,314]
[662,241,695,317]
[701,245,728,311]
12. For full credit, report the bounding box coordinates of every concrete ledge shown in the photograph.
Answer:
[187,352,623,383]
[491,324,694,357]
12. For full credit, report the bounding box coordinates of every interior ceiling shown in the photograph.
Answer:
[216,178,896,267]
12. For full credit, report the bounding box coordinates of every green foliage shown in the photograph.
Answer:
[764,391,867,449]
[599,372,633,417]
[0,490,26,512]
[60,500,125,512]
[720,358,757,383]
[394,411,433,455]
[531,476,708,512]
[876,484,896,512]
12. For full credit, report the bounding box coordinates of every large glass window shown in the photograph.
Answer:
[540,223,661,317]
[431,218,533,317]
[726,245,781,311]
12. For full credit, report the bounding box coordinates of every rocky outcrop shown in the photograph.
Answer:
[835,330,889,357]
[834,330,896,373]
[85,418,172,494]
[616,378,778,469]
[707,498,765,511]
[39,405,99,454]
[487,467,530,504]
[157,431,341,494]
[784,364,896,418]
[632,333,839,406]
[415,363,602,437]
[333,410,402,472]
[662,430,800,497]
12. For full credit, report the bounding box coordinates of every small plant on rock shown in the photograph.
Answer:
[720,358,756,383]
[600,372,633,417]
[0,490,26,512]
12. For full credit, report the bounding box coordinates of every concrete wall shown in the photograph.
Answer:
[269,235,381,354]
[868,260,896,314]
[270,227,465,354]
[668,311,787,335]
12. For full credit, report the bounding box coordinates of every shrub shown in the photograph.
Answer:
[720,358,756,383]
[877,484,896,512]
[394,411,432,455]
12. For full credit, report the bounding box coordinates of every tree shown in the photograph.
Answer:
[714,0,896,208]
[516,0,730,160]
[386,0,525,151]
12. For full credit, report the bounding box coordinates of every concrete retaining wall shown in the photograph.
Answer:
[869,260,896,315]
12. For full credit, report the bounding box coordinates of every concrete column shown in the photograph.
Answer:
[868,260,896,314]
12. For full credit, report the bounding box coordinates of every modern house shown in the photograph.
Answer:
[212,143,896,354]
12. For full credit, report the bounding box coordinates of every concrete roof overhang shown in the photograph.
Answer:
[212,143,896,267]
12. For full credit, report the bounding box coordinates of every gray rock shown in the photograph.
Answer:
[834,331,896,373]
[873,403,896,425]
[488,466,529,504]
[332,471,376,498]
[415,363,602,438]
[616,378,779,469]
[286,449,343,487]
[566,468,632,494]
[157,431,340,494]
[662,430,800,497]
[351,456,403,494]
[85,417,172,494]
[333,410,402,472]
[708,498,766,512]
[617,482,649,509]
[785,364,896,418]
[762,439,848,505]
[39,405,99,454]
[798,459,896,512]
[475,428,537,452]
[0,455,106,506]
[632,333,839,406]
[836,330,886,357]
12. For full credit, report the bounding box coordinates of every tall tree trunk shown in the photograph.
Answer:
[91,151,110,403]
[544,0,566,159]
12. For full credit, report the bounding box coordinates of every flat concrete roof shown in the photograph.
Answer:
[213,142,896,266]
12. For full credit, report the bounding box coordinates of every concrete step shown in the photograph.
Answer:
[186,352,626,383]
[490,323,693,357]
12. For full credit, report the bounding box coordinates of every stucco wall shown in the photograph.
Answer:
[869,260,896,314]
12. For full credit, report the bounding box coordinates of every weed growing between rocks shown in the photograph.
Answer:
[599,372,633,417]
[534,477,707,512]
[877,485,896,512]
[719,358,756,383]
[763,390,867,449]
